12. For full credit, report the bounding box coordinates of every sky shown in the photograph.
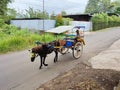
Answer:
[8,0,89,15]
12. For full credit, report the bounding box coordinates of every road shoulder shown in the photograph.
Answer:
[38,39,120,90]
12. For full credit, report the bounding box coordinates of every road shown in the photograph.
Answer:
[0,27,120,90]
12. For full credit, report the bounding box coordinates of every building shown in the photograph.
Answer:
[10,18,56,31]
[63,14,92,21]
[63,14,93,31]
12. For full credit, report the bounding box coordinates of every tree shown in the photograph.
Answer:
[98,0,111,13]
[114,0,120,6]
[50,11,55,19]
[7,8,17,18]
[111,0,120,14]
[61,11,67,16]
[18,7,49,19]
[0,0,13,23]
[85,0,111,13]
[85,0,101,13]
[0,0,12,16]
[115,7,120,14]
[55,14,64,27]
[62,18,73,25]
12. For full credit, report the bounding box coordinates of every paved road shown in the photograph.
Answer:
[90,39,120,71]
[0,27,120,90]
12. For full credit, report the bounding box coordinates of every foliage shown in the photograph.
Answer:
[91,13,108,22]
[85,0,112,13]
[50,11,55,20]
[0,0,13,23]
[55,14,64,27]
[91,13,120,31]
[0,20,64,53]
[0,0,12,15]
[61,11,67,16]
[109,0,120,14]
[62,18,73,25]
[7,8,17,19]
[85,0,101,13]
[115,7,120,14]
[0,19,5,27]
[18,7,49,19]
[99,0,111,13]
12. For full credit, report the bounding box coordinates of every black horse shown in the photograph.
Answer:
[29,43,58,69]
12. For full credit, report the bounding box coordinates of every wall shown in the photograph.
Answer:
[10,19,92,32]
[70,21,92,31]
[10,19,56,31]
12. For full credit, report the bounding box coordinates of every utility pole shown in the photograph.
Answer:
[43,0,45,42]
[43,0,44,31]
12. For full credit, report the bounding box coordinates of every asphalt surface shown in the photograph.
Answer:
[90,39,120,71]
[0,27,120,90]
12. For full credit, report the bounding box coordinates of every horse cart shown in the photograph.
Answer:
[30,26,85,69]
[55,26,85,59]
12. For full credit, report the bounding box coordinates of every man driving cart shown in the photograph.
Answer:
[75,28,85,45]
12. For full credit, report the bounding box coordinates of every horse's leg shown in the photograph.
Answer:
[54,49,58,63]
[39,56,43,69]
[43,55,48,66]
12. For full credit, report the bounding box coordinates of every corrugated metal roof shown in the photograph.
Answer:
[46,26,74,34]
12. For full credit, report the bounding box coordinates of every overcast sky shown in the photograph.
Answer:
[8,0,89,15]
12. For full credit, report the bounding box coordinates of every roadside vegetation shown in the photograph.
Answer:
[0,19,63,53]
[86,0,120,31]
[0,0,120,54]
[91,13,120,31]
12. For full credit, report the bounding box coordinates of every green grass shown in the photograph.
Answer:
[0,23,65,54]
[0,28,63,54]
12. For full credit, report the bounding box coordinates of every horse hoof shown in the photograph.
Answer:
[39,67,42,69]
[44,64,48,66]
[54,60,58,63]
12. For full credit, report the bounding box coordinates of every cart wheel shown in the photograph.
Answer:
[60,47,69,55]
[72,42,83,59]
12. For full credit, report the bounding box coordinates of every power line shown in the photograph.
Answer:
[10,1,71,10]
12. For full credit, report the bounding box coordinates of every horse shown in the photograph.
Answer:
[29,43,58,69]
[29,38,85,69]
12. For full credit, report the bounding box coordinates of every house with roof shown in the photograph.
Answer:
[63,14,93,31]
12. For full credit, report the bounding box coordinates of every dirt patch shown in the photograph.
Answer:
[37,64,120,90]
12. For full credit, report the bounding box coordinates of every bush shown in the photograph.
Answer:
[0,36,27,52]
[0,18,65,53]
[62,18,73,25]
[0,25,55,53]
[0,19,5,27]
[55,14,64,27]
[0,27,64,53]
[91,13,120,31]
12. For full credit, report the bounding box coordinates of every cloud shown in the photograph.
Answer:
[8,0,88,14]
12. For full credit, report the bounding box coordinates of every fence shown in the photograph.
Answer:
[10,19,56,31]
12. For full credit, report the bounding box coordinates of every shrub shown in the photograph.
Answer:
[91,13,120,31]
[0,28,63,53]
[0,19,5,27]
[0,19,64,53]
[55,14,64,27]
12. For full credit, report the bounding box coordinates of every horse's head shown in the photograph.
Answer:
[31,52,36,62]
[29,50,37,62]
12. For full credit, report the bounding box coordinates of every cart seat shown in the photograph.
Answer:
[65,40,74,47]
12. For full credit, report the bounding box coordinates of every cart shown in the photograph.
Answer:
[59,26,85,59]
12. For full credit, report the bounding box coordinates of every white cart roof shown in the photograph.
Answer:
[46,26,74,34]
